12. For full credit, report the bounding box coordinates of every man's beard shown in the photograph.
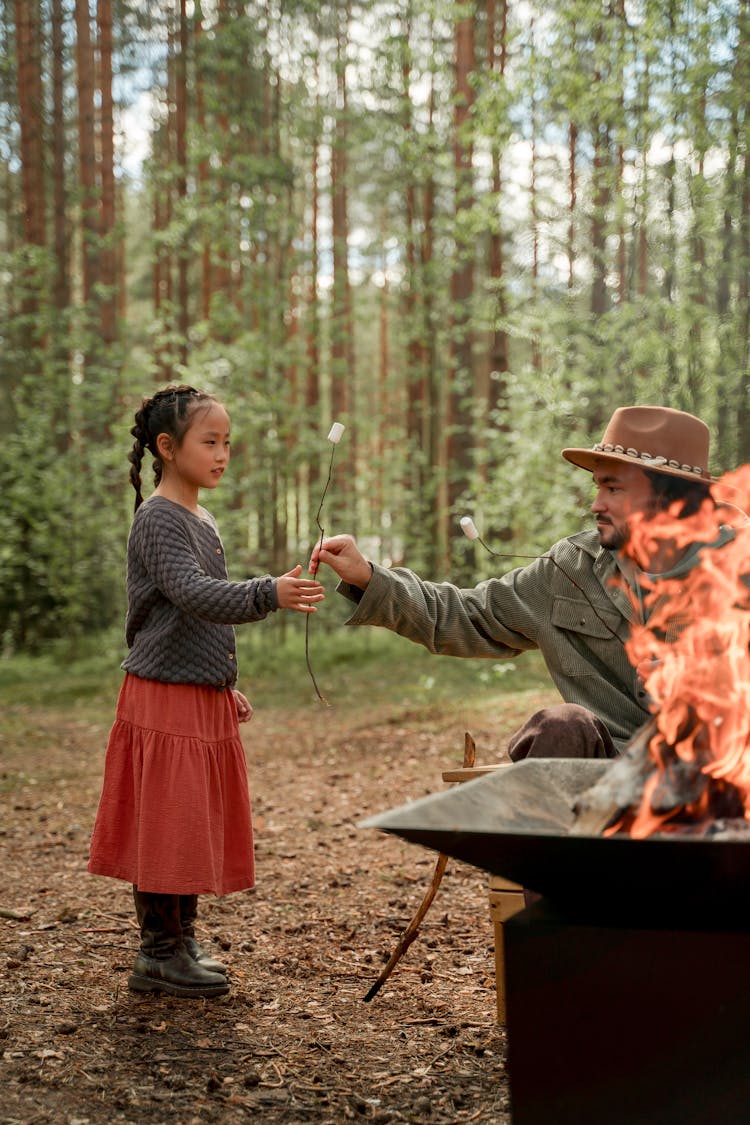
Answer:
[596,519,627,551]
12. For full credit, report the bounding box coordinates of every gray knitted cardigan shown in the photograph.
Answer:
[122,496,278,688]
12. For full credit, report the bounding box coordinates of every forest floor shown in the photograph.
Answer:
[1,679,556,1125]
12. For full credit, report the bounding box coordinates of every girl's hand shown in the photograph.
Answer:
[276,565,325,613]
[233,690,253,723]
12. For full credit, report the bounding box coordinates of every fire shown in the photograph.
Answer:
[615,465,750,837]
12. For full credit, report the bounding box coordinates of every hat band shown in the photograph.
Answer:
[592,442,707,478]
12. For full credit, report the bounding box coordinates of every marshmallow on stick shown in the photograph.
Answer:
[307,421,346,705]
[460,515,480,541]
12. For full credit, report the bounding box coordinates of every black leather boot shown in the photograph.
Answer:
[180,894,228,976]
[129,888,229,998]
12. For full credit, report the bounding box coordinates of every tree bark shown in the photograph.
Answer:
[445,9,476,569]
[51,0,69,313]
[194,4,211,321]
[15,0,46,252]
[75,0,100,305]
[568,121,577,289]
[97,0,117,346]
[423,64,442,572]
[175,0,189,362]
[330,1,354,521]
[306,48,321,513]
[401,3,428,554]
[485,0,509,445]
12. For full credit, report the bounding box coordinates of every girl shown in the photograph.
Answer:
[88,384,324,998]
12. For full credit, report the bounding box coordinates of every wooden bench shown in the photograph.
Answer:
[441,762,525,1023]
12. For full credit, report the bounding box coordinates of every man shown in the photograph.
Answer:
[310,405,730,759]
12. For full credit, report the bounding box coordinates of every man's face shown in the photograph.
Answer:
[590,461,657,551]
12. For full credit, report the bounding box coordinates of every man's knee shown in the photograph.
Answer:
[507,703,616,761]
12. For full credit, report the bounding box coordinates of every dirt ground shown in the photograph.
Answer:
[1,686,554,1124]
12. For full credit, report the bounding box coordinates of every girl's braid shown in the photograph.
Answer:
[128,404,149,511]
[127,384,215,512]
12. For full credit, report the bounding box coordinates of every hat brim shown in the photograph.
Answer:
[561,447,717,484]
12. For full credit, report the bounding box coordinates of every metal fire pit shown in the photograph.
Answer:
[362,759,750,924]
[365,759,750,1123]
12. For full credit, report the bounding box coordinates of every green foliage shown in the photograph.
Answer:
[3,0,750,649]
[0,365,128,653]
[0,615,553,715]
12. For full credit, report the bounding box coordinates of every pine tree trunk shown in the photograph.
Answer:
[716,100,738,466]
[376,244,390,525]
[330,2,354,522]
[51,0,69,313]
[15,0,46,252]
[175,0,189,362]
[445,10,476,571]
[738,145,750,461]
[195,6,211,321]
[98,0,117,345]
[486,0,509,451]
[590,120,610,316]
[306,57,321,516]
[615,0,627,305]
[568,121,577,289]
[529,17,541,372]
[401,4,428,555]
[75,0,100,306]
[213,0,233,320]
[590,11,610,317]
[423,66,442,572]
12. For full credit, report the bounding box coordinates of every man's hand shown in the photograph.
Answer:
[276,565,325,612]
[309,534,372,590]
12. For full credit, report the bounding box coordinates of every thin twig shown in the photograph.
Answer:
[0,907,33,920]
[305,441,338,706]
[363,732,477,1002]
[78,927,130,934]
[259,1061,286,1088]
[474,535,622,641]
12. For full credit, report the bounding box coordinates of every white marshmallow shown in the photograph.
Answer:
[460,516,479,540]
[327,422,345,444]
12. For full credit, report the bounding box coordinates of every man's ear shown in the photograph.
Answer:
[155,432,175,461]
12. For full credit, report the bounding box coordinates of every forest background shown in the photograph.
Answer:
[2,0,750,670]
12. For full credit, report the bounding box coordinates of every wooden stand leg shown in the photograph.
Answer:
[488,876,525,1023]
[442,750,523,1022]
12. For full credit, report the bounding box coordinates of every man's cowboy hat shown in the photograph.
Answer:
[562,405,714,483]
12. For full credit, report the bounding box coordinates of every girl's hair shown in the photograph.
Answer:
[128,384,217,511]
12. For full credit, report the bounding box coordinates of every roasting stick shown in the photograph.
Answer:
[305,422,345,705]
[363,731,477,1003]
[460,515,622,641]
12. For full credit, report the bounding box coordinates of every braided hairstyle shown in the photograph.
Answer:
[128,384,217,511]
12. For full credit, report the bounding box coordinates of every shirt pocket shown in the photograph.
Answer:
[549,595,625,675]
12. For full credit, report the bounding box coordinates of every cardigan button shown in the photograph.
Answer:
[228,652,235,660]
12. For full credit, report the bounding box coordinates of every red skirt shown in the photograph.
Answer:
[87,675,254,895]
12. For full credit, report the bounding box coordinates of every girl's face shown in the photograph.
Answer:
[170,402,231,492]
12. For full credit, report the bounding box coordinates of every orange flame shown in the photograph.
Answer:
[621,465,750,834]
